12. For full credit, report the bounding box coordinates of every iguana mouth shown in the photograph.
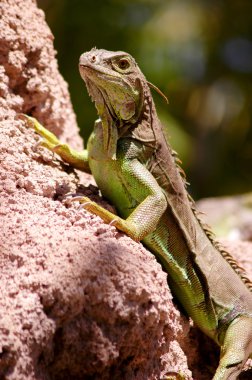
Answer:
[79,63,122,84]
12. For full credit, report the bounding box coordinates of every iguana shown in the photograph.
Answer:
[22,48,252,380]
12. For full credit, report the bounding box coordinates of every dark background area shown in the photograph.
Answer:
[37,0,252,199]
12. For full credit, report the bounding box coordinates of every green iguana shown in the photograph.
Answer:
[22,48,252,380]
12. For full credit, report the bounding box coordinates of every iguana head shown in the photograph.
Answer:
[79,48,144,157]
[79,48,143,123]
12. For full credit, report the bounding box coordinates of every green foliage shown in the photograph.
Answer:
[38,0,252,198]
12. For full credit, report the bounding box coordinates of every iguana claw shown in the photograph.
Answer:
[19,114,90,172]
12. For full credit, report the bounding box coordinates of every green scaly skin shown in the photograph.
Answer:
[23,48,252,380]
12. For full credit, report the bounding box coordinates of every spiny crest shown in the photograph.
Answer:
[191,205,252,292]
[171,149,189,187]
[171,146,252,292]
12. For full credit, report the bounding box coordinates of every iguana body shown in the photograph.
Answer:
[23,48,252,379]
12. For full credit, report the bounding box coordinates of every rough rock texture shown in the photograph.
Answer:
[0,0,82,149]
[1,1,252,380]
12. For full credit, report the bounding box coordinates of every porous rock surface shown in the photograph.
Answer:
[1,1,252,380]
[0,0,82,148]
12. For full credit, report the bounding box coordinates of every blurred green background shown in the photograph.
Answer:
[37,0,252,199]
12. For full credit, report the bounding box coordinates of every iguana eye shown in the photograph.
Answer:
[118,58,130,70]
[111,56,133,73]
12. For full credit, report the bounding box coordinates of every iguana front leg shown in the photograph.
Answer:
[72,157,168,241]
[21,115,91,173]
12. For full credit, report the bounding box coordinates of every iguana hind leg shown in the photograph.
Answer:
[20,115,90,172]
[213,316,252,380]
